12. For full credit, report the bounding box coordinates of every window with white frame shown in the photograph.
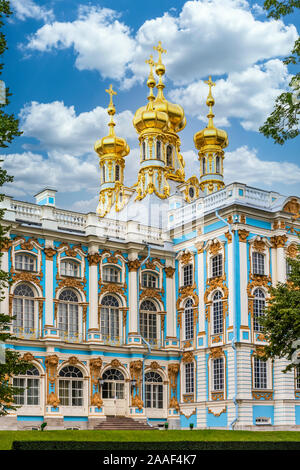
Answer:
[13,284,35,336]
[252,252,265,275]
[142,271,158,289]
[100,295,120,342]
[253,357,268,389]
[58,366,83,406]
[184,298,194,341]
[103,265,121,283]
[211,254,222,278]
[212,357,224,391]
[140,300,157,346]
[58,289,79,341]
[183,264,193,286]
[61,259,80,277]
[184,362,194,394]
[253,288,265,333]
[15,253,37,272]
[145,371,163,409]
[296,366,300,390]
[13,366,40,405]
[102,368,125,399]
[212,290,223,335]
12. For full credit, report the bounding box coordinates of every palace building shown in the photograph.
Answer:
[0,42,300,431]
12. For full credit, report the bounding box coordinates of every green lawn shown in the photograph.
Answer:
[1,429,300,450]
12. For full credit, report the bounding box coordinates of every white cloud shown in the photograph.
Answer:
[19,101,137,156]
[169,59,291,131]
[10,0,54,22]
[25,6,135,80]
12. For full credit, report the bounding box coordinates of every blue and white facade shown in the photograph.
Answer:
[0,183,300,431]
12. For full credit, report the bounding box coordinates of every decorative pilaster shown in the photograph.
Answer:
[87,251,101,342]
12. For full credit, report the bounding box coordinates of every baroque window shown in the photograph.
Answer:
[140,300,157,346]
[100,295,120,342]
[142,271,158,289]
[102,368,125,399]
[212,291,223,335]
[212,358,224,391]
[184,362,194,394]
[253,357,267,389]
[211,254,222,278]
[166,145,172,167]
[61,259,80,277]
[58,366,83,406]
[252,252,265,275]
[58,289,79,341]
[145,372,163,409]
[183,264,193,286]
[156,140,161,160]
[15,253,36,272]
[216,156,220,173]
[103,266,121,283]
[13,366,40,406]
[13,284,35,337]
[184,298,194,341]
[253,288,265,333]
[115,164,120,181]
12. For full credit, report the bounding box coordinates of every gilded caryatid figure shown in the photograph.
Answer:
[194,76,228,195]
[95,85,130,217]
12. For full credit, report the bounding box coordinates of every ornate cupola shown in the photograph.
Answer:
[133,53,171,201]
[194,76,228,195]
[95,85,130,217]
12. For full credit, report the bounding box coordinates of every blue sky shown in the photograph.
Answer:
[1,0,299,212]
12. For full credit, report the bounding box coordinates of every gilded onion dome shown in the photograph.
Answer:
[95,85,130,218]
[194,76,228,195]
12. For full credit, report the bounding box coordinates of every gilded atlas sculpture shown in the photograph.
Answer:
[95,41,228,217]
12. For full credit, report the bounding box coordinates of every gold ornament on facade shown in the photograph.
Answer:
[68,356,79,366]
[88,253,101,266]
[90,357,103,385]
[253,239,266,253]
[182,351,194,363]
[252,391,273,401]
[180,251,192,265]
[45,354,59,384]
[128,259,141,272]
[208,407,226,417]
[48,392,60,408]
[44,247,56,260]
[22,352,35,362]
[283,198,300,218]
[238,229,249,243]
[224,231,232,244]
[130,360,143,409]
[286,244,299,258]
[209,347,224,359]
[111,359,122,368]
[270,235,288,249]
[0,238,12,252]
[209,240,222,256]
[164,266,175,278]
[91,392,103,408]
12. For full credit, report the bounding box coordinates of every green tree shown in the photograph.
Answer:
[259,244,300,372]
[259,0,300,144]
[0,0,31,416]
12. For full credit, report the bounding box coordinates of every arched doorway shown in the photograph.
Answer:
[101,368,126,416]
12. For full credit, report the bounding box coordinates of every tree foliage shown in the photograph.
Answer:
[259,245,300,372]
[0,0,31,416]
[259,1,300,144]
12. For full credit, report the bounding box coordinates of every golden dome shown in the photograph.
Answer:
[95,84,130,158]
[133,54,169,134]
[133,43,186,135]
[194,76,228,150]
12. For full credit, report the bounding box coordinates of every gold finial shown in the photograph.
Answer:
[204,76,216,129]
[105,84,117,115]
[146,54,155,74]
[146,55,156,106]
[153,41,167,64]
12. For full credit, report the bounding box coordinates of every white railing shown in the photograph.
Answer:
[11,201,41,222]
[55,209,87,229]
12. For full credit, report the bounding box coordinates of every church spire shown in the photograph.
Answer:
[194,76,228,195]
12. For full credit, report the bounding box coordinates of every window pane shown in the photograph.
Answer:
[185,363,194,394]
[253,253,265,275]
[254,358,267,389]
[183,264,193,286]
[213,358,224,391]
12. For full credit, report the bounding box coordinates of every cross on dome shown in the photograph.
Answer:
[153,41,167,64]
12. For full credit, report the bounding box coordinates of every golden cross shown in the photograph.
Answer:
[153,41,167,63]
[204,76,216,93]
[105,84,117,106]
[146,54,155,73]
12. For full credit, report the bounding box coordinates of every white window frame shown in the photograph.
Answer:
[252,252,265,275]
[103,265,121,283]
[184,362,194,394]
[60,259,81,278]
[183,264,193,287]
[15,253,37,272]
[141,271,158,289]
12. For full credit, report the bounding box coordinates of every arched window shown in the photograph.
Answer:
[102,368,125,399]
[211,254,222,278]
[189,186,195,200]
[156,140,161,160]
[202,157,206,175]
[145,372,163,408]
[166,145,172,167]
[61,259,80,277]
[142,271,158,289]
[58,289,79,341]
[212,357,224,391]
[183,264,193,286]
[13,366,40,405]
[15,253,37,272]
[184,298,194,341]
[103,265,121,283]
[252,252,265,275]
[216,156,220,173]
[115,164,120,181]
[58,366,83,406]
[253,288,265,333]
[13,284,35,338]
[100,295,120,343]
[140,300,157,346]
[212,291,223,335]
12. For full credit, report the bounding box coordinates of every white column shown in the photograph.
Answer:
[44,241,55,326]
[88,247,100,331]
[197,249,205,335]
[165,262,176,338]
[239,240,248,327]
[128,251,139,335]
[277,247,286,283]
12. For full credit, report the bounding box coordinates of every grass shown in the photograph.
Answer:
[1,429,300,450]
